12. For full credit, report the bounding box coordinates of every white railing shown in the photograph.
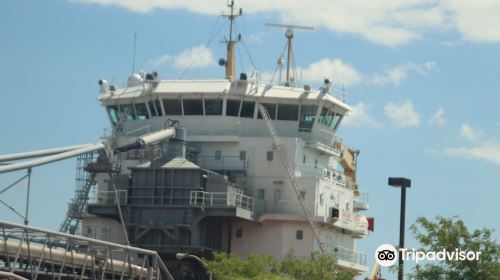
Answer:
[189,191,254,211]
[89,190,127,205]
[355,191,369,205]
[329,245,367,267]
[296,163,354,191]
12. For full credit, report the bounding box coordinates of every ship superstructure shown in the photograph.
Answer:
[75,2,372,279]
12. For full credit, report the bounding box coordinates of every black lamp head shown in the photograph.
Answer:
[388,177,411,188]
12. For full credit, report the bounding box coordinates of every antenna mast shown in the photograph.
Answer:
[266,23,314,87]
[131,33,137,74]
[222,1,241,80]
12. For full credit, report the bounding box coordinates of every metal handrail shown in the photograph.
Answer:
[189,191,254,211]
[330,245,367,267]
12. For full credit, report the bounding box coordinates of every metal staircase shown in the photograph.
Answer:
[59,153,97,234]
[258,104,328,255]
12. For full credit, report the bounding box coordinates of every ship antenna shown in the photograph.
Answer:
[222,1,241,80]
[266,23,314,87]
[131,33,137,74]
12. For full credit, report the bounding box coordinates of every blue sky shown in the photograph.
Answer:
[1,1,500,279]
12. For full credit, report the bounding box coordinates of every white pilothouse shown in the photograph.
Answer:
[87,2,372,277]
[0,2,373,279]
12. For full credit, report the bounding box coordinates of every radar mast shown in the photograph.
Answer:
[266,23,314,86]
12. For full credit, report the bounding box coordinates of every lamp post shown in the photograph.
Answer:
[176,253,212,280]
[388,177,411,280]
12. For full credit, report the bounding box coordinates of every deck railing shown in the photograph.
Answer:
[189,191,254,211]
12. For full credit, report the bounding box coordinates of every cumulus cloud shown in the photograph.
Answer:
[460,123,480,142]
[384,101,420,127]
[444,145,500,165]
[369,61,436,86]
[428,106,446,126]
[150,45,214,69]
[342,102,381,128]
[299,58,362,86]
[74,0,500,46]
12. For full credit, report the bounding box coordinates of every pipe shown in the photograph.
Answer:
[0,271,29,280]
[0,219,174,280]
[0,144,93,162]
[115,127,176,153]
[0,142,106,174]
[138,127,176,146]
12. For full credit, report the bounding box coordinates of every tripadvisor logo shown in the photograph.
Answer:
[375,244,482,267]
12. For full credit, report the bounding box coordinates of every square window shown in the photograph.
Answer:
[257,189,265,199]
[257,103,276,119]
[163,99,182,115]
[296,230,303,240]
[274,189,282,200]
[205,99,223,115]
[277,104,299,121]
[236,228,243,238]
[215,151,222,160]
[240,101,255,118]
[226,99,241,116]
[267,151,273,161]
[183,99,203,115]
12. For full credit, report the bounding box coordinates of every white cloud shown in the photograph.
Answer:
[441,1,500,43]
[428,106,446,126]
[460,123,480,142]
[150,45,214,69]
[300,58,362,86]
[384,101,420,127]
[74,1,500,46]
[342,102,381,128]
[444,145,500,165]
[369,61,436,86]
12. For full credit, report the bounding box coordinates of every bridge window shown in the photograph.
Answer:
[240,101,255,118]
[299,105,317,131]
[226,99,241,116]
[257,103,276,119]
[134,103,149,120]
[155,100,163,116]
[331,113,343,129]
[204,99,223,115]
[183,99,203,115]
[163,99,182,115]
[277,104,299,121]
[319,107,328,125]
[119,104,136,120]
[107,105,119,124]
[148,101,158,117]
[148,100,163,117]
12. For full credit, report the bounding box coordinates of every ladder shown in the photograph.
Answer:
[258,104,328,255]
[59,152,97,234]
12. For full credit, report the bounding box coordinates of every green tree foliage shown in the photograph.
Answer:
[408,216,500,280]
[205,251,355,280]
